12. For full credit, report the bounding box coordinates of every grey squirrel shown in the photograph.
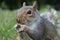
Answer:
[15,1,60,40]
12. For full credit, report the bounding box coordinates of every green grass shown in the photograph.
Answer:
[57,11,60,37]
[0,8,60,40]
[0,10,18,40]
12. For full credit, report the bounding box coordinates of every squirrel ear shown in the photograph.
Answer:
[33,1,38,10]
[23,2,26,7]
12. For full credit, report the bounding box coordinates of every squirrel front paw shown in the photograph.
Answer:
[15,24,29,33]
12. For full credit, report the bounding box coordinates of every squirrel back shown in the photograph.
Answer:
[40,8,57,25]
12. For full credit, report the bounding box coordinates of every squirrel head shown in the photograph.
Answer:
[16,1,38,26]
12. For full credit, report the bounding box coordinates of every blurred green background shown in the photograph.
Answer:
[0,0,60,40]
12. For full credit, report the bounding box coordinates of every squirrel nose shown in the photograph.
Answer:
[16,24,21,30]
[16,18,20,23]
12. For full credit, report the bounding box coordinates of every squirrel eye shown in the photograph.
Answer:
[27,10,31,14]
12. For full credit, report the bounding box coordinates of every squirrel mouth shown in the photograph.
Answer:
[19,22,25,25]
